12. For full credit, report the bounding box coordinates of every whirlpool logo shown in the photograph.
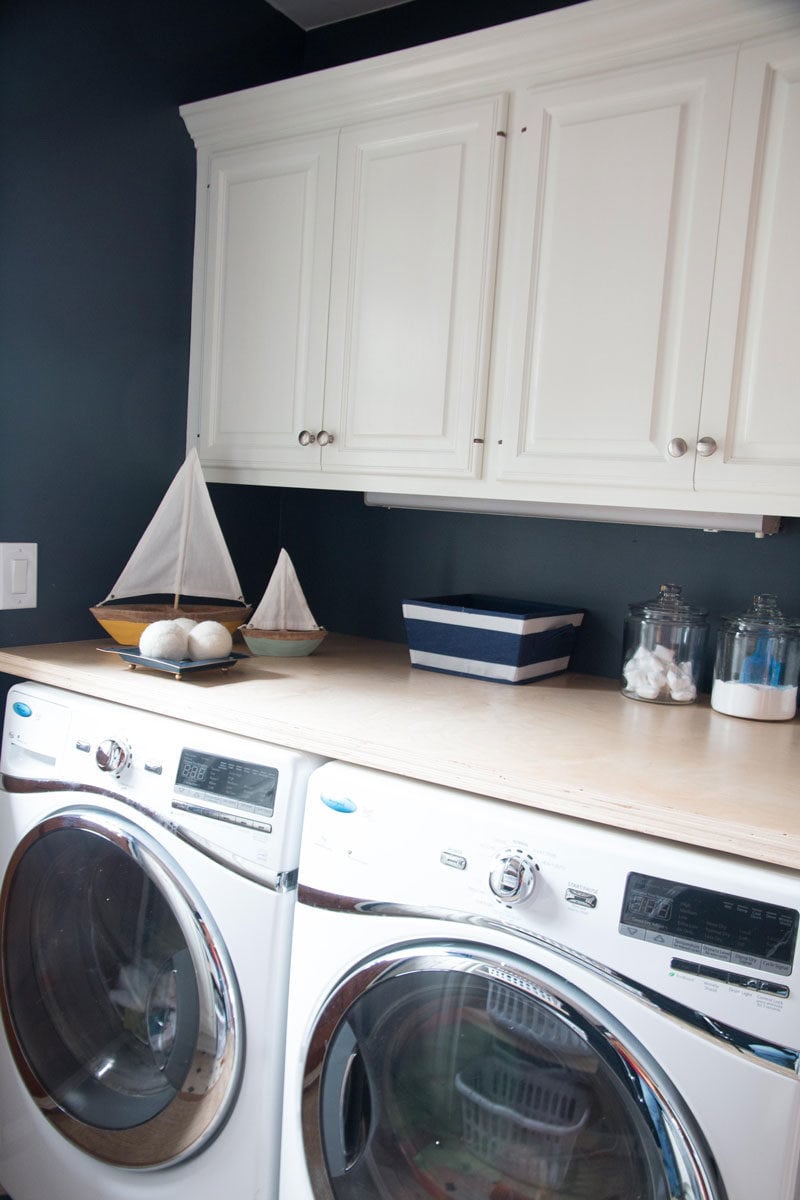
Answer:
[320,794,357,814]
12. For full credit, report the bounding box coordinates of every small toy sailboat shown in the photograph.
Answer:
[240,549,326,657]
[90,449,251,645]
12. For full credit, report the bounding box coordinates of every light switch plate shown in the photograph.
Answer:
[0,543,37,609]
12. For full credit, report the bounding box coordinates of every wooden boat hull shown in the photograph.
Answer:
[240,626,326,657]
[91,603,252,646]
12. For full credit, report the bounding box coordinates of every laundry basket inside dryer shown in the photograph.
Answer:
[485,977,594,1064]
[455,1052,590,1187]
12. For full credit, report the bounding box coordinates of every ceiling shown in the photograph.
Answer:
[267,0,410,30]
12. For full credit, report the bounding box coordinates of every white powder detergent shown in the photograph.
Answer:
[711,679,797,721]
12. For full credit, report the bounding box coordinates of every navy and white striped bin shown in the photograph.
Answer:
[402,594,585,684]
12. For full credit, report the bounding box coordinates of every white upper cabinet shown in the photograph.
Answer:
[695,32,800,510]
[182,0,800,516]
[320,98,506,480]
[185,92,506,485]
[191,132,338,471]
[490,52,738,498]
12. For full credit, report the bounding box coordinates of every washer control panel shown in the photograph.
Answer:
[1,682,325,881]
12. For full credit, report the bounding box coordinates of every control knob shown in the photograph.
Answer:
[489,849,536,905]
[96,738,132,778]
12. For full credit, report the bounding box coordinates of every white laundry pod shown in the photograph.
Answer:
[621,583,708,705]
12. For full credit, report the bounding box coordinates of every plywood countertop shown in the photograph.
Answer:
[0,635,797,870]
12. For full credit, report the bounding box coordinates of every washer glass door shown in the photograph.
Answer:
[304,946,724,1200]
[0,809,242,1168]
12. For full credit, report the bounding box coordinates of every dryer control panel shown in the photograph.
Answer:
[300,760,799,1049]
[174,746,278,832]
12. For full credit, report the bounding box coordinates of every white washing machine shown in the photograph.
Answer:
[281,761,800,1200]
[0,681,325,1200]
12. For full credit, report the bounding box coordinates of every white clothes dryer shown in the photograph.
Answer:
[0,681,325,1200]
[281,761,800,1200]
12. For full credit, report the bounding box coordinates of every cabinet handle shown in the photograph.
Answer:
[298,430,316,446]
[668,437,688,458]
[696,436,717,457]
[316,429,335,447]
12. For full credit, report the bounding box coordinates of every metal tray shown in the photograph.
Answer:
[98,646,246,679]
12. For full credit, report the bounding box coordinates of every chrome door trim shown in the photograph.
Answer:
[0,806,244,1169]
[301,944,727,1200]
[299,884,799,1078]
[1,774,295,891]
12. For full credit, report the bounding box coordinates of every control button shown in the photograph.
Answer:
[96,738,131,777]
[441,851,467,871]
[172,799,272,834]
[12,701,32,718]
[671,958,790,998]
[619,924,647,941]
[701,945,732,963]
[673,937,704,956]
[75,741,91,754]
[565,887,597,909]
[489,850,536,905]
[760,960,791,977]
[743,978,790,998]
[645,931,673,947]
[144,761,163,775]
[730,952,760,969]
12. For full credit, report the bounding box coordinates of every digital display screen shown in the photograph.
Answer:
[175,748,278,816]
[621,873,798,971]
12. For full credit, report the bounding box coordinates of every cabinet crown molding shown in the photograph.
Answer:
[180,0,800,147]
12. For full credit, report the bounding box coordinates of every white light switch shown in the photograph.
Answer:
[11,558,28,594]
[0,543,37,609]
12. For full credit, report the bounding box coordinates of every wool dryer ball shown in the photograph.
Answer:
[173,617,198,633]
[139,620,190,660]
[187,620,233,660]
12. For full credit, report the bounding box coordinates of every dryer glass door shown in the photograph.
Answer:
[303,947,723,1200]
[0,809,242,1168]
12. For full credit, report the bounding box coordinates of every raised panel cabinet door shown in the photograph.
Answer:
[321,95,507,479]
[493,53,737,494]
[696,33,800,509]
[190,133,338,471]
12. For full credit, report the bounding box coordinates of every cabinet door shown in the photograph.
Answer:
[190,134,338,471]
[492,53,737,496]
[320,96,507,480]
[696,33,800,508]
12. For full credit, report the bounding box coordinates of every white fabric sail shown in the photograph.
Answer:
[99,449,244,604]
[249,549,318,630]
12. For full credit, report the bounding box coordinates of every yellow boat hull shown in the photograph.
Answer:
[91,604,251,646]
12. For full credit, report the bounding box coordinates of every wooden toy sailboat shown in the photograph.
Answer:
[90,449,251,645]
[240,549,326,657]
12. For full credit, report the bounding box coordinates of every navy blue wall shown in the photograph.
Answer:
[277,490,800,690]
[0,0,301,656]
[1,0,798,695]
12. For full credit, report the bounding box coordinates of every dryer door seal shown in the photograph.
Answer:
[0,806,243,1169]
[301,943,726,1200]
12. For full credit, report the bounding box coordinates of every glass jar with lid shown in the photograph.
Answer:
[621,583,708,705]
[711,594,800,721]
